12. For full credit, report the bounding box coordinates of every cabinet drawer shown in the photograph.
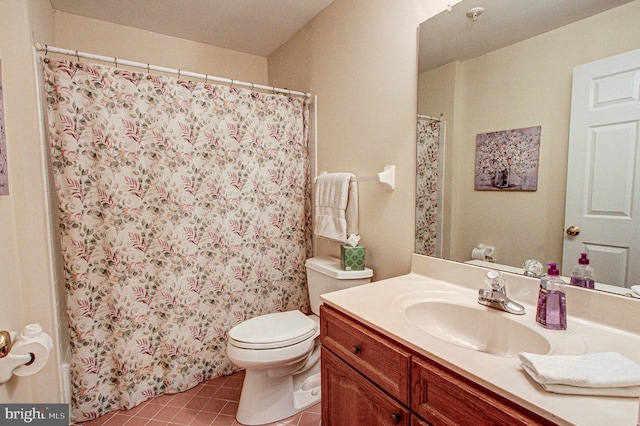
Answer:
[320,305,411,403]
[322,348,410,426]
[412,357,556,426]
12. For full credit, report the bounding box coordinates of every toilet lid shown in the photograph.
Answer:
[228,310,319,349]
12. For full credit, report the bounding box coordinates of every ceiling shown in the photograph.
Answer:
[49,0,334,57]
[49,0,633,67]
[419,0,633,72]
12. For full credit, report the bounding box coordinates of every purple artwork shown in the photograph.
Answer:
[0,59,7,195]
[475,126,541,191]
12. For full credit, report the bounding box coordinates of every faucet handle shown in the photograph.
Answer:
[484,270,505,291]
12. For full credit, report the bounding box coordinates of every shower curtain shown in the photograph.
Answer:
[42,58,312,421]
[415,118,442,256]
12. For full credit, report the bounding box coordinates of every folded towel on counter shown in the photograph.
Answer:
[519,352,640,397]
[314,173,358,243]
[532,383,640,398]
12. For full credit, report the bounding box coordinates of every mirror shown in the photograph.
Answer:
[416,0,640,296]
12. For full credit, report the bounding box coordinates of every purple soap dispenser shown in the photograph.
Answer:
[570,252,595,289]
[536,263,567,330]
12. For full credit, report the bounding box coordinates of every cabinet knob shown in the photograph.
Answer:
[352,345,362,355]
[390,413,401,424]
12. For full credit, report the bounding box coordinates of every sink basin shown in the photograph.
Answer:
[405,301,551,357]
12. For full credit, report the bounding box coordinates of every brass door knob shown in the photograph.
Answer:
[566,225,580,236]
[0,331,11,358]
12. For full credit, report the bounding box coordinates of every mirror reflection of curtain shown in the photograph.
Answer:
[43,58,311,422]
[416,117,444,256]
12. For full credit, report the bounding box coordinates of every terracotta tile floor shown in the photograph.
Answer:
[76,370,322,426]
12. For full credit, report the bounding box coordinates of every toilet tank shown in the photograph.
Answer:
[305,256,373,315]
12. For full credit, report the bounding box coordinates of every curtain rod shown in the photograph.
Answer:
[34,43,311,99]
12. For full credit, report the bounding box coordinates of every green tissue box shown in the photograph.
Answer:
[341,245,365,271]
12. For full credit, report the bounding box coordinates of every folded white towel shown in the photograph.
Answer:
[529,382,640,397]
[314,173,358,243]
[519,352,640,397]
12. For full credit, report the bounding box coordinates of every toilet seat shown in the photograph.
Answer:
[228,310,318,350]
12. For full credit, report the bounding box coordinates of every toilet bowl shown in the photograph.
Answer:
[226,256,372,425]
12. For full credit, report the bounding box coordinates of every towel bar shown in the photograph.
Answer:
[315,165,395,190]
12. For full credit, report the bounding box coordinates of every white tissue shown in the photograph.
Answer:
[345,233,361,247]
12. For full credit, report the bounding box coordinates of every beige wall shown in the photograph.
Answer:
[268,0,455,280]
[54,11,269,85]
[0,0,61,403]
[420,0,640,270]
[0,1,28,402]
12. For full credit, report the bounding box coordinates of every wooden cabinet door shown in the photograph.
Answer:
[321,347,410,426]
[412,357,555,426]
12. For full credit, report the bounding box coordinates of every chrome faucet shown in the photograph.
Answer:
[478,270,525,315]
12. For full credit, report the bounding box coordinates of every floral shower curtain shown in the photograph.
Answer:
[415,118,442,256]
[43,58,312,422]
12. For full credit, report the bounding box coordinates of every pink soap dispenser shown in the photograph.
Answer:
[536,263,567,330]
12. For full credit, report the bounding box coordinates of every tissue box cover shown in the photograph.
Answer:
[341,245,365,271]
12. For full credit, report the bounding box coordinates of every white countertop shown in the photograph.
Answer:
[321,254,640,426]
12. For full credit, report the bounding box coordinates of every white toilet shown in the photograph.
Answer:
[226,255,373,425]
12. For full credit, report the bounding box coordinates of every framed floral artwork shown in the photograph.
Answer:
[474,126,541,191]
[0,59,7,195]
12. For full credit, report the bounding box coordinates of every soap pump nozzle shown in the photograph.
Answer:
[546,262,560,277]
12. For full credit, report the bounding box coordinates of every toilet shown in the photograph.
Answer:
[226,255,373,425]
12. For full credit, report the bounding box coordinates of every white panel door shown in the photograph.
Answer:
[562,48,640,288]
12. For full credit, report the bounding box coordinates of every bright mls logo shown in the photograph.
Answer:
[1,404,67,425]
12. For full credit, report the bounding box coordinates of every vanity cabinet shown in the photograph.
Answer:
[320,304,556,426]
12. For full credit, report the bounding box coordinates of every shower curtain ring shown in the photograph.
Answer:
[44,44,49,56]
[204,74,208,84]
[178,69,181,79]
[251,82,254,92]
[114,58,118,68]
[147,63,150,73]
[75,50,80,63]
